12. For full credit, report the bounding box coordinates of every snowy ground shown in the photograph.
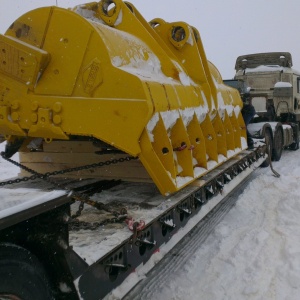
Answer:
[130,150,300,300]
[1,142,300,300]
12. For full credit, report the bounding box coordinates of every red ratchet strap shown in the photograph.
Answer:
[173,143,195,151]
[125,217,145,231]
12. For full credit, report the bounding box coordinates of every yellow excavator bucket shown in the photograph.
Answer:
[0,0,246,195]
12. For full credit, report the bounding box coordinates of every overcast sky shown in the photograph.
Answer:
[0,0,299,79]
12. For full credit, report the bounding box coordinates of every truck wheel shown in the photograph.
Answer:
[272,126,283,161]
[0,243,54,300]
[289,127,299,151]
[261,128,273,168]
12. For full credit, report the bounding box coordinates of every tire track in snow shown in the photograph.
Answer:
[125,151,300,300]
[124,169,264,300]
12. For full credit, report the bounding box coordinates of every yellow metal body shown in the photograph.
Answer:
[0,0,246,195]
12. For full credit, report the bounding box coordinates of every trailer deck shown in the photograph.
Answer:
[0,148,266,299]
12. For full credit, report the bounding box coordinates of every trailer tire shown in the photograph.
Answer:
[272,126,283,161]
[0,243,54,300]
[289,126,299,151]
[261,128,273,168]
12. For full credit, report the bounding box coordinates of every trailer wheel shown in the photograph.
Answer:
[0,243,53,300]
[272,126,283,161]
[261,128,273,168]
[289,126,299,151]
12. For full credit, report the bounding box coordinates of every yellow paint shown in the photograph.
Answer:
[0,0,246,195]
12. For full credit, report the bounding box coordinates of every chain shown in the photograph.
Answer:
[0,152,135,187]
[0,153,42,186]
[0,151,135,230]
[69,213,128,231]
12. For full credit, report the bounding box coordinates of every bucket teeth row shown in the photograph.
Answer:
[140,105,246,195]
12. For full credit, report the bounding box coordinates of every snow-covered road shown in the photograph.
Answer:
[127,150,300,300]
[1,142,300,300]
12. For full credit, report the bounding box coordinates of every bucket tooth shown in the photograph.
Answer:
[229,113,242,150]
[186,113,208,175]
[168,114,193,177]
[200,114,218,164]
[212,113,227,160]
[222,111,235,152]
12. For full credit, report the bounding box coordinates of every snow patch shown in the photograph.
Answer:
[274,81,292,88]
[114,9,123,26]
[59,282,72,293]
[207,160,218,170]
[74,5,105,24]
[241,137,248,149]
[161,110,180,131]
[194,167,207,177]
[146,113,159,142]
[218,154,227,163]
[176,176,194,188]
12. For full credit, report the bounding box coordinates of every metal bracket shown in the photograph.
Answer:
[135,238,157,247]
[160,218,176,229]
[177,206,192,215]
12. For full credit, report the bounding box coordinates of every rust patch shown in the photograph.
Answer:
[15,24,31,38]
